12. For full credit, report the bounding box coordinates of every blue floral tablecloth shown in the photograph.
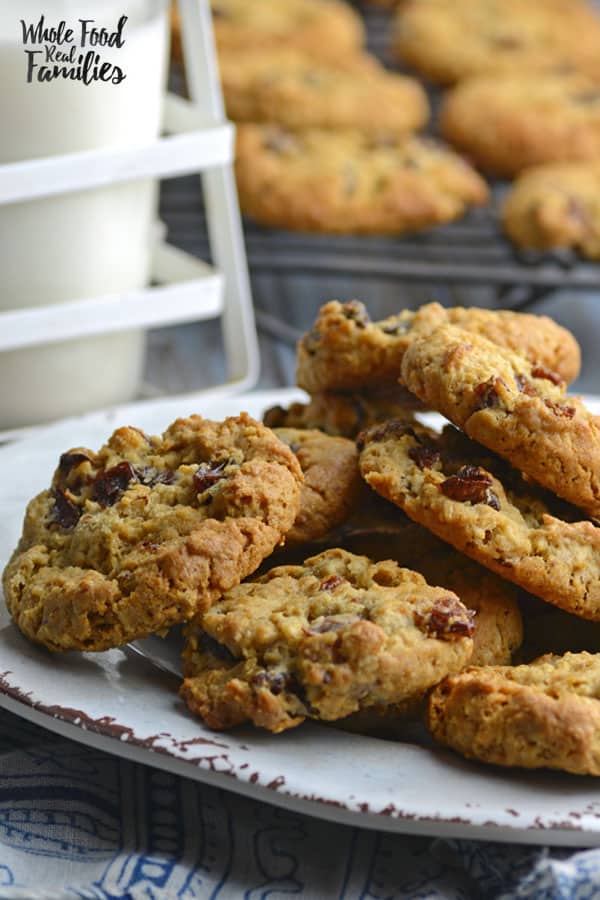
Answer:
[1,708,599,899]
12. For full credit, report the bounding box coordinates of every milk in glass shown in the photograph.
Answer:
[0,0,169,427]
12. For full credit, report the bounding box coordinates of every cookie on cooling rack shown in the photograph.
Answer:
[344,523,523,667]
[273,428,362,546]
[2,414,302,652]
[221,49,428,137]
[401,324,600,516]
[210,0,365,58]
[393,0,600,84]
[429,652,600,775]
[181,548,475,733]
[502,162,600,259]
[235,127,486,235]
[295,300,581,394]
[441,73,600,177]
[358,420,600,619]
[263,387,423,440]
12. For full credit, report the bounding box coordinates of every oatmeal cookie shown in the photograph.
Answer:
[296,300,581,394]
[502,162,600,259]
[181,548,475,732]
[359,421,600,619]
[221,50,428,136]
[211,0,365,58]
[393,0,600,84]
[345,523,523,667]
[235,127,486,235]
[428,653,600,775]
[273,428,362,546]
[263,388,422,439]
[2,414,303,652]
[401,325,599,515]
[441,74,600,177]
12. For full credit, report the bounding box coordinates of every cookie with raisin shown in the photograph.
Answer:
[429,652,600,775]
[502,162,600,259]
[441,73,600,177]
[401,324,599,516]
[235,127,486,235]
[393,0,600,84]
[221,50,428,137]
[359,420,600,619]
[344,522,523,667]
[296,300,580,394]
[2,414,303,652]
[181,548,474,733]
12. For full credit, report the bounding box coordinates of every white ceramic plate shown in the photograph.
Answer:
[2,388,600,847]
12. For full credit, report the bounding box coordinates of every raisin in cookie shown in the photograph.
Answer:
[221,50,428,137]
[181,548,474,733]
[296,300,581,394]
[359,421,600,619]
[502,162,600,259]
[441,74,600,177]
[211,0,365,58]
[2,415,302,652]
[263,388,422,439]
[344,523,523,667]
[235,127,486,235]
[273,428,362,546]
[402,324,599,516]
[393,0,600,84]
[429,653,600,775]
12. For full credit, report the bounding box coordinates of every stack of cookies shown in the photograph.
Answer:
[392,0,600,258]
[172,0,489,235]
[257,297,600,778]
[7,299,600,778]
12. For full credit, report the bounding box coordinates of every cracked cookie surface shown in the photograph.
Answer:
[235,128,486,235]
[181,548,475,733]
[296,300,580,394]
[358,421,600,619]
[2,414,303,652]
[401,324,599,516]
[429,652,600,775]
[344,522,523,667]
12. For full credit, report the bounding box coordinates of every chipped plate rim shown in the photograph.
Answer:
[2,388,600,847]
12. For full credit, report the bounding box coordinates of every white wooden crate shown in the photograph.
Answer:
[0,0,259,438]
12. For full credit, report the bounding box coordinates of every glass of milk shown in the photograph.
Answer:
[0,0,169,428]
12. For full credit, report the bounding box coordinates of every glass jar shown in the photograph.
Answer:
[0,0,169,427]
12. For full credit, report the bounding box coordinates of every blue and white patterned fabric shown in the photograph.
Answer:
[0,709,599,899]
